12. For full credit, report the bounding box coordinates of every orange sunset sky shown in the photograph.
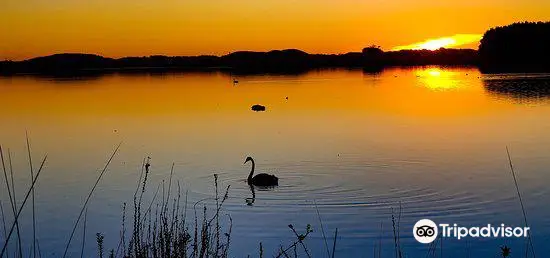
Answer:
[1,0,549,60]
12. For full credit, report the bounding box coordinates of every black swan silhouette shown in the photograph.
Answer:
[244,157,278,186]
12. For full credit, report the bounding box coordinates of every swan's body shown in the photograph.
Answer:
[244,157,278,186]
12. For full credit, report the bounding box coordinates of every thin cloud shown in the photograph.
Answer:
[392,34,482,51]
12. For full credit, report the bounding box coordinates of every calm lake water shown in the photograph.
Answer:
[1,67,550,257]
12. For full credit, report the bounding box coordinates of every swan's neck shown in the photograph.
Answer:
[247,159,255,184]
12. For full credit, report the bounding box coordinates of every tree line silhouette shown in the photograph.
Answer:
[0,49,480,76]
[1,21,548,75]
[479,21,550,73]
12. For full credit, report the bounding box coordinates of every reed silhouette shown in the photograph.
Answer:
[0,144,537,258]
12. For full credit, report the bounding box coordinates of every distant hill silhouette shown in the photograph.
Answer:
[222,49,311,74]
[385,48,478,66]
[0,49,478,76]
[479,21,550,73]
[2,21,549,76]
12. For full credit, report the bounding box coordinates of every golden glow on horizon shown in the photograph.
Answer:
[1,1,549,60]
[392,34,483,51]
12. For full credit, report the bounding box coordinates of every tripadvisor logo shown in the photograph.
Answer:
[413,219,530,244]
[413,219,438,244]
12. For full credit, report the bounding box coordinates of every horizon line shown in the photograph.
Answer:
[2,47,479,62]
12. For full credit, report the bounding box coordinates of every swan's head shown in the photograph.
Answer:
[244,156,253,164]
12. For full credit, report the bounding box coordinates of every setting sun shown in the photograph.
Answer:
[392,34,482,51]
[419,38,456,50]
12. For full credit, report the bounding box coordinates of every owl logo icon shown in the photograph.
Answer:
[413,219,438,244]
[416,225,436,237]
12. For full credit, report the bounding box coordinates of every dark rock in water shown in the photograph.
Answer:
[251,104,266,112]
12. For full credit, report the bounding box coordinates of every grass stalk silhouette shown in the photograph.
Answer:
[38,240,43,258]
[1,154,47,258]
[505,147,536,258]
[391,205,403,258]
[80,208,87,258]
[142,183,161,224]
[275,224,314,258]
[0,146,22,258]
[114,202,126,257]
[331,228,338,258]
[7,150,20,258]
[131,158,146,257]
[313,200,331,258]
[1,200,8,258]
[62,142,122,258]
[25,132,37,258]
[378,222,383,258]
[259,242,263,258]
[96,233,104,258]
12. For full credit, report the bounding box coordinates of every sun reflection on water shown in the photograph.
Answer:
[416,68,461,91]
